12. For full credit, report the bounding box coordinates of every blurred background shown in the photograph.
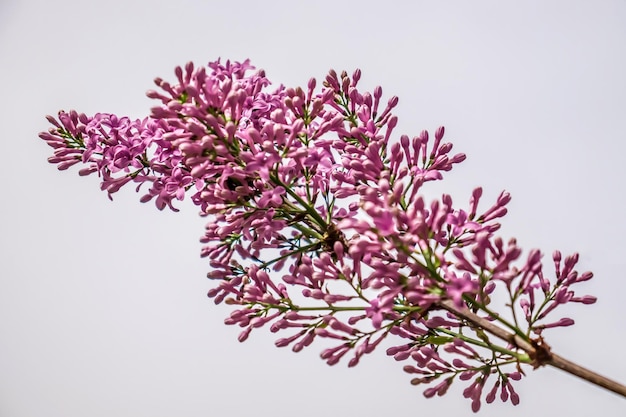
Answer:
[1,1,625,415]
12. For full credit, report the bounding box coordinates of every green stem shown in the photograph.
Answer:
[270,173,328,230]
[289,222,325,241]
[436,327,530,361]
[258,242,322,269]
[463,295,530,343]
[262,303,368,313]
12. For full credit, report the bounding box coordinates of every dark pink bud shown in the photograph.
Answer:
[329,318,357,335]
[577,271,593,282]
[452,358,472,368]
[351,68,361,85]
[238,327,252,342]
[348,355,360,368]
[78,166,98,176]
[274,338,291,348]
[497,190,512,206]
[341,76,350,94]
[423,379,451,398]
[468,187,483,219]
[507,372,522,381]
[485,380,500,404]
[56,159,80,170]
[535,317,575,330]
[571,295,597,304]
[471,398,481,412]
[505,380,520,405]
[435,126,445,140]
[450,153,466,164]
[459,370,477,381]
[275,330,305,348]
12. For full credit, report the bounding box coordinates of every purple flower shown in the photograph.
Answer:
[444,270,479,308]
[39,58,604,411]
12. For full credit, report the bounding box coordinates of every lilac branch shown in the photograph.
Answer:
[39,58,625,411]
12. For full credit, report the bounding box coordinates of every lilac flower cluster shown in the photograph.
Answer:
[40,59,597,411]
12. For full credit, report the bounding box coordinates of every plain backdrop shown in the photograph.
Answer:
[1,1,625,416]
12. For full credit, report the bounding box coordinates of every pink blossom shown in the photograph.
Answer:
[39,58,602,411]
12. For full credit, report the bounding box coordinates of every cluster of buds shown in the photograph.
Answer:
[40,59,602,412]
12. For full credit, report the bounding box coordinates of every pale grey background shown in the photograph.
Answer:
[1,1,625,416]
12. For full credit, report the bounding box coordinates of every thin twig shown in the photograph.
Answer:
[548,353,626,398]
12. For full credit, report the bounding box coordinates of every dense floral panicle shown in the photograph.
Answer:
[40,111,185,205]
[40,58,601,412]
[41,59,301,212]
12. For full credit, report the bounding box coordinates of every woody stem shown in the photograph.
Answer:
[438,299,626,398]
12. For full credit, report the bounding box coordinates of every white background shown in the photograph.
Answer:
[1,1,625,416]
